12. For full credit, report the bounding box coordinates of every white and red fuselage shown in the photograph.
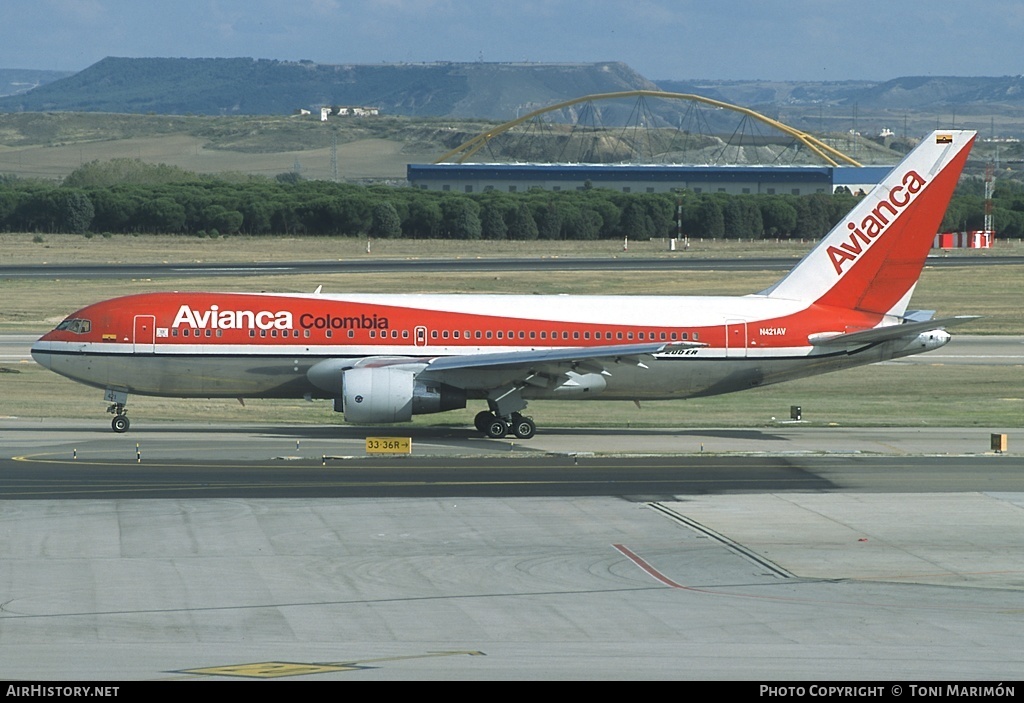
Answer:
[31,290,928,399]
[31,131,977,436]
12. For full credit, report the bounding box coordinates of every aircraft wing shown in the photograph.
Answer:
[308,341,706,396]
[416,340,705,398]
[808,315,979,347]
[423,341,702,373]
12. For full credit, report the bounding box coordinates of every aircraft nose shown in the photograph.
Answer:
[30,339,53,369]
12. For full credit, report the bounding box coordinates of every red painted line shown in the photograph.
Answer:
[613,543,689,590]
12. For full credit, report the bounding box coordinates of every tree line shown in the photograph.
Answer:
[1,158,1021,239]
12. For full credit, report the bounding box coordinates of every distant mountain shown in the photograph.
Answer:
[654,79,875,108]
[2,58,1022,139]
[840,75,1024,109]
[0,68,73,98]
[655,76,1024,110]
[656,77,1024,138]
[0,57,658,119]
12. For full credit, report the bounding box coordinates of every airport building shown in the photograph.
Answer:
[407,163,892,196]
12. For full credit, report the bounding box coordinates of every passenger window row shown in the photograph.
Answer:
[226,328,700,341]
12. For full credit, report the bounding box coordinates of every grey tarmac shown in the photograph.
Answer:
[0,417,1021,681]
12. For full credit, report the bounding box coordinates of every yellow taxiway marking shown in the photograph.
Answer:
[182,662,365,678]
[179,651,484,679]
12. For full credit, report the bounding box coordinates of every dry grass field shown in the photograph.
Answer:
[1,231,821,265]
[0,131,437,181]
[6,232,1020,266]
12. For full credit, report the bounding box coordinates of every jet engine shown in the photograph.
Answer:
[340,366,466,423]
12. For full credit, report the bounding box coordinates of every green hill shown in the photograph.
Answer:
[0,57,655,119]
[5,57,1024,141]
[2,58,1022,182]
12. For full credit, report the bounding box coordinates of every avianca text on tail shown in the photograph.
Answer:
[32,130,977,439]
[827,168,926,274]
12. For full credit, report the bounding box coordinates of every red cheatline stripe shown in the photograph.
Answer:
[613,544,689,590]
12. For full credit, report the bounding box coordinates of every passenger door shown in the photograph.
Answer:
[133,315,156,353]
[725,320,747,358]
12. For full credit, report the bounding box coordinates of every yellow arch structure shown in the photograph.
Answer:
[434,89,863,167]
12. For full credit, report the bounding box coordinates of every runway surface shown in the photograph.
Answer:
[2,421,1022,497]
[2,418,1022,681]
[3,425,1021,498]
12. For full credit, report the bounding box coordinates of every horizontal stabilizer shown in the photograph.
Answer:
[808,316,979,347]
[903,310,937,323]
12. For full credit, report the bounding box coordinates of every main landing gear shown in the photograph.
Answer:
[474,410,536,440]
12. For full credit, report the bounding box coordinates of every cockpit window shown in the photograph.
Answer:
[55,318,92,334]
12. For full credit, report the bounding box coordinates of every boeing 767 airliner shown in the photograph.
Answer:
[32,130,977,438]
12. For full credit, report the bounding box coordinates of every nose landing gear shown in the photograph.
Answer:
[110,413,130,433]
[104,389,130,433]
[107,402,130,433]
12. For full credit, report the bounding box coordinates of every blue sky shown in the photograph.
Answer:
[2,0,1021,81]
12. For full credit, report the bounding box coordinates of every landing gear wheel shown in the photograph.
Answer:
[111,415,130,433]
[474,410,495,433]
[486,418,509,439]
[511,414,536,440]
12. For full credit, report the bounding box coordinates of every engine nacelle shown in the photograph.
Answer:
[342,367,414,423]
[340,367,465,424]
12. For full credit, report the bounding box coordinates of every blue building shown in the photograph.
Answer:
[407,163,892,197]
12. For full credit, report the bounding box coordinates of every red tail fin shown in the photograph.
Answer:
[764,130,975,316]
